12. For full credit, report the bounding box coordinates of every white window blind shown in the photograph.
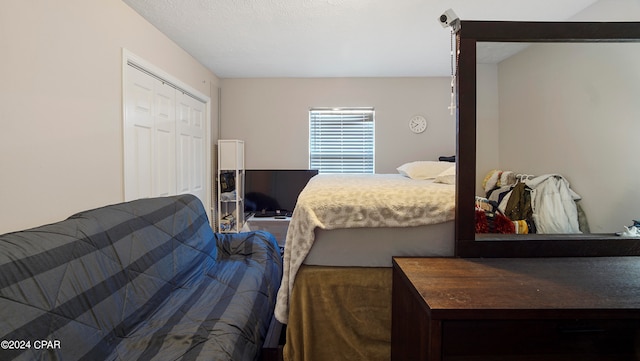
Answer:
[309,108,375,174]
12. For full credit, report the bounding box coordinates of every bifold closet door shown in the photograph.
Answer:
[124,64,208,206]
[176,92,207,204]
[123,67,177,201]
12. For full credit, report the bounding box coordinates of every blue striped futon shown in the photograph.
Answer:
[0,194,282,361]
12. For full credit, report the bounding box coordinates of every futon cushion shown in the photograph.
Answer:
[0,195,282,361]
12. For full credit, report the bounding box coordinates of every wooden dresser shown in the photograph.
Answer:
[391,257,640,360]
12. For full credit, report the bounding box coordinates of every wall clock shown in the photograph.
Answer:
[408,115,427,134]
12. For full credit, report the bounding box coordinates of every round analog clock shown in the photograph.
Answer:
[408,115,427,134]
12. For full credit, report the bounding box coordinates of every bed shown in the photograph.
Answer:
[274,162,456,361]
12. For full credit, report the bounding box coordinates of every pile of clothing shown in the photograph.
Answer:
[476,170,588,234]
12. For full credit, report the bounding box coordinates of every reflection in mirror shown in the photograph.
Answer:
[475,42,640,237]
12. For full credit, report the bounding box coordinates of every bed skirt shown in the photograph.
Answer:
[284,265,392,361]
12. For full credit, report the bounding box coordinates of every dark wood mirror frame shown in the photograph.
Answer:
[454,20,640,257]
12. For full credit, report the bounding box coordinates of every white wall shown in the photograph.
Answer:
[219,77,455,173]
[0,0,220,234]
[570,0,640,21]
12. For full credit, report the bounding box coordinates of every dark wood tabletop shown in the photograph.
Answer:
[393,257,640,320]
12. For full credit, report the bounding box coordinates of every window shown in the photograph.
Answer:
[309,108,375,174]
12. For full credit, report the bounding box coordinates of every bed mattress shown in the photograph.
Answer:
[303,221,454,267]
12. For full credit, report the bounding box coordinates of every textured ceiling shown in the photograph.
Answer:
[122,0,599,78]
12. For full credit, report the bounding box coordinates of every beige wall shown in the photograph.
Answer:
[219,77,456,173]
[0,0,220,234]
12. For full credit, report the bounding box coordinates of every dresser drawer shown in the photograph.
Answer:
[442,319,640,360]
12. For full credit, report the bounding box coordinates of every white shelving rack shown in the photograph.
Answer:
[217,140,245,233]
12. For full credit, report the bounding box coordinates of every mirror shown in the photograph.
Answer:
[454,21,640,257]
[477,41,640,234]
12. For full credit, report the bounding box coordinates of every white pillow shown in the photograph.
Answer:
[397,161,454,180]
[434,165,456,184]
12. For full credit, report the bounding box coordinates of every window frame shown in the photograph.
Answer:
[308,107,375,174]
